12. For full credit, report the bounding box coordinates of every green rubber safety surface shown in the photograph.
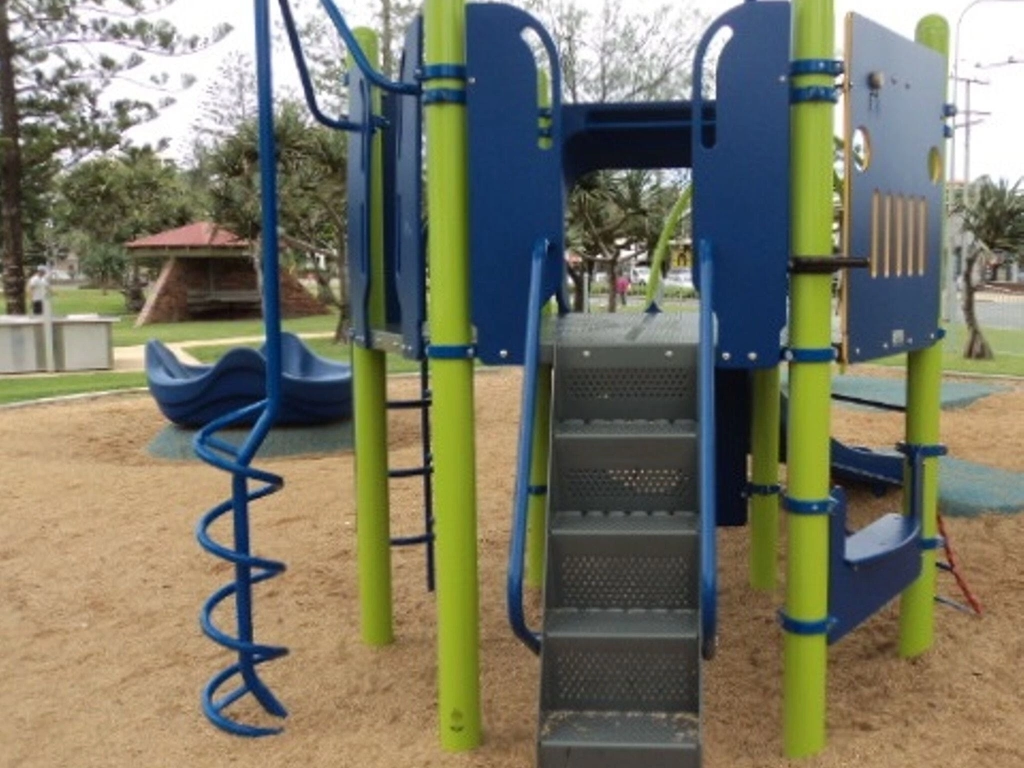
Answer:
[147,420,354,461]
[939,457,1024,517]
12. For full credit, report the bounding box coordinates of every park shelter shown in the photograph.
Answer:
[127,222,327,326]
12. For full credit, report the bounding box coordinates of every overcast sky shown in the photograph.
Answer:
[130,0,1024,182]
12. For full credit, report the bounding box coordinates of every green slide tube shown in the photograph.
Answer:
[423,0,481,751]
[749,366,781,592]
[352,29,393,648]
[783,0,835,758]
[900,14,949,659]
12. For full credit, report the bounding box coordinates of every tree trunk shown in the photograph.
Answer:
[606,258,618,314]
[961,251,993,360]
[568,267,584,312]
[0,0,26,315]
[380,0,394,77]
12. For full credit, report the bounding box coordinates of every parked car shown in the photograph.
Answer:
[630,266,651,286]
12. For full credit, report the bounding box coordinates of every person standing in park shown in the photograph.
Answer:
[28,265,49,315]
[616,273,630,307]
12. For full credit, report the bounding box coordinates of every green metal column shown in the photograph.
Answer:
[900,15,949,659]
[423,0,481,751]
[352,29,393,649]
[749,366,781,592]
[783,0,835,758]
[526,360,552,589]
[526,71,553,590]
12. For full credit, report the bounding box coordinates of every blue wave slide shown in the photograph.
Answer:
[145,332,352,427]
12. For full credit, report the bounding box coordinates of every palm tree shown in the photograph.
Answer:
[956,177,1024,359]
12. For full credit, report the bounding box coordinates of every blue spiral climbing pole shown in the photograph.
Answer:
[193,0,289,737]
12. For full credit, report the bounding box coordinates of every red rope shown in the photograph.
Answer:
[937,514,983,616]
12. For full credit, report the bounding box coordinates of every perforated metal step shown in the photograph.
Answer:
[547,511,698,611]
[551,421,697,514]
[540,609,699,712]
[551,314,698,423]
[538,711,701,768]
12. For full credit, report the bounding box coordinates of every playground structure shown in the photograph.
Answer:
[145,333,353,427]
[192,0,955,763]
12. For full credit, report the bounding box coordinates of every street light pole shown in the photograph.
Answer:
[947,0,1024,321]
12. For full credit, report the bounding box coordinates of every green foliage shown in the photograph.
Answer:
[1,0,230,313]
[954,177,1024,359]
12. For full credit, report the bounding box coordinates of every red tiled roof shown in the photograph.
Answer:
[126,222,249,250]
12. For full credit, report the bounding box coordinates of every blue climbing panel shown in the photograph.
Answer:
[841,14,946,363]
[691,0,791,370]
[392,18,426,360]
[466,3,564,365]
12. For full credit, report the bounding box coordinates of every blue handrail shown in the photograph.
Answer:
[697,239,717,661]
[315,0,420,95]
[278,0,362,131]
[506,239,551,656]
[193,0,289,737]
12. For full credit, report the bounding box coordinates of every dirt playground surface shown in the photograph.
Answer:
[1,370,1022,768]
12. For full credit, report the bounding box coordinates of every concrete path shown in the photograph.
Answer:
[113,332,337,372]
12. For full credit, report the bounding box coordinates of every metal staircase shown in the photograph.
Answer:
[538,312,703,768]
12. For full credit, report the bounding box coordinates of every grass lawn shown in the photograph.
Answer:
[0,372,147,405]
[876,325,1024,377]
[42,287,340,347]
[183,338,424,374]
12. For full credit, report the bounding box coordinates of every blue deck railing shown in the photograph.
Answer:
[697,239,717,660]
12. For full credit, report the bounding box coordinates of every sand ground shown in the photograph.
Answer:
[1,370,1022,768]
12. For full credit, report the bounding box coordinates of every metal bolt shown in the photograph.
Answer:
[582,350,591,358]
[722,352,732,361]
[499,349,509,359]
[468,77,477,85]
[665,350,674,358]
[748,352,758,361]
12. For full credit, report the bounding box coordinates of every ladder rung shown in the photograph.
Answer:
[387,397,432,410]
[391,533,434,546]
[389,466,432,479]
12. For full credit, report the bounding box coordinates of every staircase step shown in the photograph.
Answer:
[548,512,698,611]
[538,710,700,768]
[550,314,698,422]
[541,609,699,713]
[551,421,697,513]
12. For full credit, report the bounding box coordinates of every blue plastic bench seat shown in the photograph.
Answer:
[145,332,352,427]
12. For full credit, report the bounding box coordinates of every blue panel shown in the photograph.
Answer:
[843,14,946,363]
[394,18,426,360]
[346,64,373,348]
[691,1,791,369]
[381,90,402,328]
[466,3,564,365]
[827,488,922,644]
[715,369,749,526]
[561,101,714,186]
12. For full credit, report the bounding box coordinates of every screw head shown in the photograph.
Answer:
[748,352,758,361]
[665,350,674,358]
[722,352,732,361]
[582,350,591,358]
[499,349,509,359]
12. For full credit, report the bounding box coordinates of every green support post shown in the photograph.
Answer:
[423,0,481,751]
[749,366,781,592]
[900,15,949,659]
[526,71,552,590]
[352,29,394,649]
[783,0,835,758]
[526,357,552,589]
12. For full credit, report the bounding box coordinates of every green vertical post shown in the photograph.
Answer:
[526,70,553,590]
[900,15,949,659]
[423,0,481,751]
[749,366,781,592]
[526,357,552,589]
[783,0,834,758]
[352,29,393,649]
